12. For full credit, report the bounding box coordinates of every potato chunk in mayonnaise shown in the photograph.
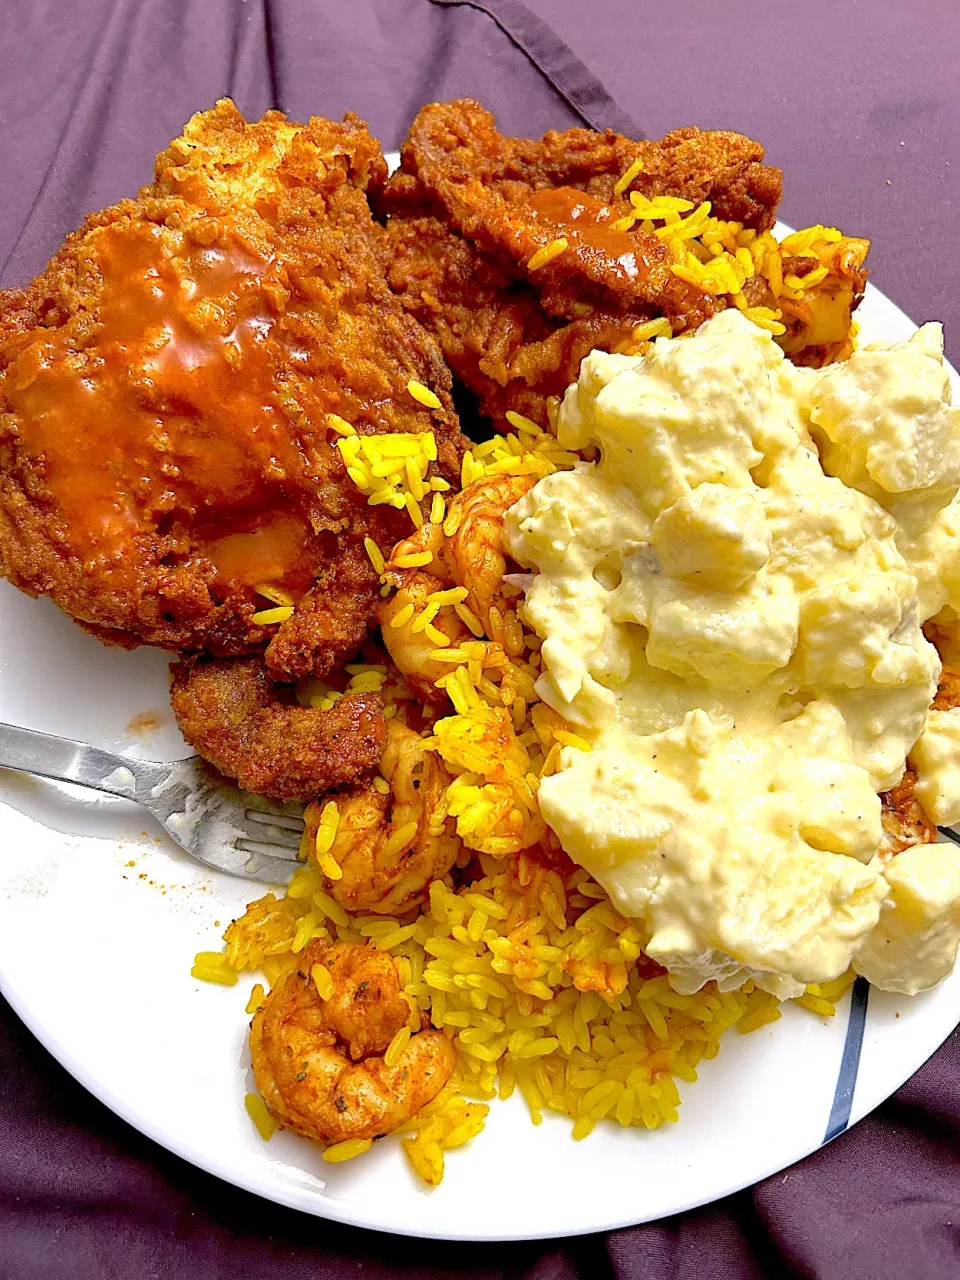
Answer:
[505,309,960,998]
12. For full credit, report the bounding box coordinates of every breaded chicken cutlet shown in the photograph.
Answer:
[0,100,471,799]
[0,100,466,682]
[376,100,867,426]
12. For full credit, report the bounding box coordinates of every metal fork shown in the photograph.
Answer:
[0,721,305,883]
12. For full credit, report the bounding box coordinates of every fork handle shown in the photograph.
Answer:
[0,721,164,800]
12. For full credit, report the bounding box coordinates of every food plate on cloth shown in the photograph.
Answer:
[2,110,960,1240]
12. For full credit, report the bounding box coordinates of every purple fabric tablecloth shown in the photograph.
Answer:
[2,1,960,1275]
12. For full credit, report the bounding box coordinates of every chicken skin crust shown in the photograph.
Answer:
[0,100,466,679]
[170,654,387,802]
[376,99,788,424]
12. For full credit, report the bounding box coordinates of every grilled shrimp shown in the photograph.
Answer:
[381,473,538,647]
[443,473,539,633]
[250,939,456,1144]
[314,717,460,914]
[378,571,470,702]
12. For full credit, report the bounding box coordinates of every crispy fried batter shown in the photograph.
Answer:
[933,665,960,711]
[381,99,781,234]
[881,664,960,851]
[262,553,385,684]
[380,101,866,422]
[383,212,636,423]
[880,766,938,855]
[377,100,784,424]
[0,100,466,679]
[170,654,386,800]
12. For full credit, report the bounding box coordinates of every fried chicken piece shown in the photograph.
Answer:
[383,101,777,321]
[382,100,781,235]
[170,654,385,801]
[0,100,466,680]
[378,102,738,420]
[376,100,783,423]
[261,552,385,686]
[378,100,863,426]
[383,212,636,423]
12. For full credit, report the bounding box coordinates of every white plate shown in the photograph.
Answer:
[2,232,959,1242]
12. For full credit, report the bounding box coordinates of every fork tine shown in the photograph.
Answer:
[245,810,305,832]
[240,824,304,852]
[235,837,304,862]
[137,755,312,881]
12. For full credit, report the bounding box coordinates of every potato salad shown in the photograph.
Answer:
[505,309,960,998]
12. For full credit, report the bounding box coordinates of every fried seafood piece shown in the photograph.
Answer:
[880,665,960,852]
[0,99,465,678]
[380,100,865,424]
[310,718,460,914]
[250,939,456,1143]
[880,766,938,855]
[170,654,385,801]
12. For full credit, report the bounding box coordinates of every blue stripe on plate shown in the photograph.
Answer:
[937,825,960,848]
[822,976,870,1143]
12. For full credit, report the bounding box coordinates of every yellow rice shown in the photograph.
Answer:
[407,379,443,410]
[527,237,569,271]
[245,1092,277,1140]
[363,536,386,575]
[206,332,860,1179]
[254,584,294,607]
[311,962,334,1000]
[218,829,839,1178]
[336,430,443,520]
[326,413,357,437]
[250,605,294,626]
[613,155,644,197]
[323,1137,374,1163]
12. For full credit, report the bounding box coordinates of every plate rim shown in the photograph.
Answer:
[3,256,960,1241]
[3,935,956,1243]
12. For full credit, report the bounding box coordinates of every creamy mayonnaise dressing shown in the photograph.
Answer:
[504,309,960,997]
